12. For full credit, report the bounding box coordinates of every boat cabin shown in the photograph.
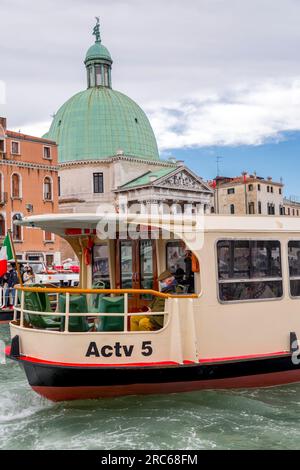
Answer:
[7,213,300,400]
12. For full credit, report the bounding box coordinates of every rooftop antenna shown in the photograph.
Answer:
[216,156,222,177]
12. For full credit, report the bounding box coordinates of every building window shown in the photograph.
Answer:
[11,141,20,155]
[248,184,254,192]
[89,66,95,87]
[58,176,61,197]
[12,214,22,241]
[95,65,102,86]
[217,240,283,302]
[271,186,274,193]
[93,173,104,193]
[248,202,255,214]
[103,66,109,86]
[0,139,5,153]
[43,146,51,159]
[267,203,275,215]
[279,188,282,195]
[258,201,262,214]
[258,184,261,191]
[0,214,5,237]
[227,188,235,195]
[43,177,52,201]
[230,204,235,214]
[44,231,54,242]
[288,208,291,216]
[267,186,270,193]
[0,172,4,202]
[45,254,54,267]
[280,206,285,216]
[11,173,21,198]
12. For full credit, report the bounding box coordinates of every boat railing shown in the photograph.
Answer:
[13,286,198,333]
[0,287,5,308]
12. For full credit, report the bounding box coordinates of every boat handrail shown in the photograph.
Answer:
[0,287,5,309]
[13,289,169,333]
[15,285,199,299]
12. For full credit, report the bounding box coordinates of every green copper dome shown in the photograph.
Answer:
[44,87,160,163]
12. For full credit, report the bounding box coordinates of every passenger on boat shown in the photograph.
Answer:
[23,266,34,285]
[130,270,181,331]
[239,282,275,300]
[4,264,18,310]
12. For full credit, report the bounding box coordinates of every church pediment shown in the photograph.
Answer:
[156,168,212,193]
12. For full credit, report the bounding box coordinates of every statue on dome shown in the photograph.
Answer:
[93,17,101,43]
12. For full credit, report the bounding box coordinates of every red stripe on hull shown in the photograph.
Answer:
[32,368,300,402]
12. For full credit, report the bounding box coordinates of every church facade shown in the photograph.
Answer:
[44,21,213,234]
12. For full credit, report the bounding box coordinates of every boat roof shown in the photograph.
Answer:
[18,213,300,236]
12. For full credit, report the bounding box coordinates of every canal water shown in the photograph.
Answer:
[1,323,300,450]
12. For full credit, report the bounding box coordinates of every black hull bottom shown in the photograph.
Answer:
[8,353,300,401]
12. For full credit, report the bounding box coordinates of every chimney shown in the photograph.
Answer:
[0,117,7,130]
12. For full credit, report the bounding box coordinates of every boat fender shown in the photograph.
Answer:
[290,332,298,353]
[10,335,20,358]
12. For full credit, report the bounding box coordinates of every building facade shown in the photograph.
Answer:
[212,173,285,216]
[283,197,300,217]
[0,117,61,264]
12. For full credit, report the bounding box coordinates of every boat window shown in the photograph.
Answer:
[288,241,300,297]
[217,240,283,302]
[120,241,134,289]
[166,241,196,293]
[92,245,110,288]
[140,240,154,291]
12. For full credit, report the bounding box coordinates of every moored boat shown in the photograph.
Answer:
[6,213,300,401]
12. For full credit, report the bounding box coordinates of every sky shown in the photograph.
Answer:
[1,0,300,195]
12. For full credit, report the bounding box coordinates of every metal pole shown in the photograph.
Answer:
[124,293,128,332]
[64,292,70,332]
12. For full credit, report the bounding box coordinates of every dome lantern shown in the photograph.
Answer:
[84,18,113,89]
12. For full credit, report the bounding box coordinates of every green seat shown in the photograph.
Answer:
[98,296,124,332]
[24,290,61,329]
[59,294,93,332]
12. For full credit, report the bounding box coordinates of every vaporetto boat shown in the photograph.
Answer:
[5,213,300,401]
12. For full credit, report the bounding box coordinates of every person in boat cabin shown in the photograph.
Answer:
[130,270,182,331]
[22,266,34,285]
[290,250,300,276]
[239,282,275,300]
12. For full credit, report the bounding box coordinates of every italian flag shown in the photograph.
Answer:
[0,235,13,277]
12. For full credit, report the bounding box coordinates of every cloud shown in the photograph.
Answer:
[13,78,300,152]
[146,79,300,149]
[3,0,300,151]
